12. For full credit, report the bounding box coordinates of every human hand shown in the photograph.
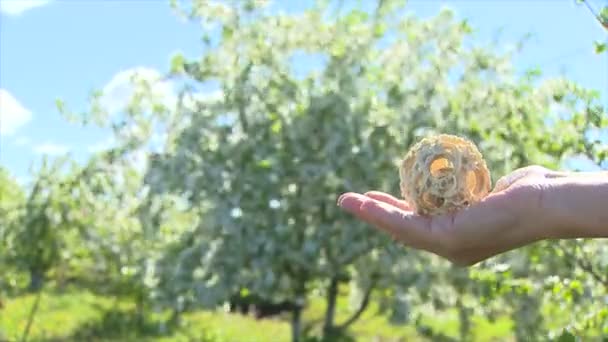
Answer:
[337,165,569,266]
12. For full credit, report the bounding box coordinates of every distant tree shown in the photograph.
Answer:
[0,167,26,294]
[2,156,85,291]
[60,0,608,340]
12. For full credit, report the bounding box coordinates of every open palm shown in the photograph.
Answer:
[338,166,567,266]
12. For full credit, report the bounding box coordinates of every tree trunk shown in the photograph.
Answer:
[322,277,339,338]
[169,308,181,328]
[291,303,303,342]
[56,262,66,290]
[135,290,145,330]
[28,269,44,292]
[21,290,42,342]
[456,298,471,342]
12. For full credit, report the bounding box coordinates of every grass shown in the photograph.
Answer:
[0,286,519,342]
[0,289,291,342]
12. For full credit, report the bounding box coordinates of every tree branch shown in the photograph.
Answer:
[337,279,376,330]
[577,258,608,289]
[580,0,608,30]
[235,62,253,132]
[559,246,608,290]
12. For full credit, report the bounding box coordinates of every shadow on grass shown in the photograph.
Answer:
[67,304,176,341]
[303,332,357,342]
[300,323,357,342]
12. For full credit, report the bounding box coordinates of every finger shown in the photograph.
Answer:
[491,168,533,193]
[492,174,520,193]
[364,191,412,211]
[339,193,449,252]
[358,199,437,251]
[491,176,509,194]
[337,192,370,221]
[492,165,557,193]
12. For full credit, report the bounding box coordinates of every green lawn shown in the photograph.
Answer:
[0,287,517,342]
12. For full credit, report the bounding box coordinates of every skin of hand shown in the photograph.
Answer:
[337,165,608,266]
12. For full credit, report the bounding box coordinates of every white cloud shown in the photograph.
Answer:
[99,66,225,117]
[95,67,227,159]
[0,89,32,136]
[13,136,30,146]
[0,0,51,16]
[100,67,176,116]
[33,142,69,155]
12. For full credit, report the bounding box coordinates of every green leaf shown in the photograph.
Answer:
[170,53,186,74]
[374,22,387,37]
[343,9,368,26]
[222,26,234,40]
[594,41,607,54]
[330,40,347,57]
[55,98,65,112]
[555,330,578,342]
[271,120,282,133]
[257,159,272,168]
[600,6,608,24]
[524,67,542,78]
[460,19,473,34]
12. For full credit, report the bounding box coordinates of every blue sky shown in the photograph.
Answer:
[1,0,607,184]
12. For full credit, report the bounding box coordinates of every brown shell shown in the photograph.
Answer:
[399,134,491,216]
